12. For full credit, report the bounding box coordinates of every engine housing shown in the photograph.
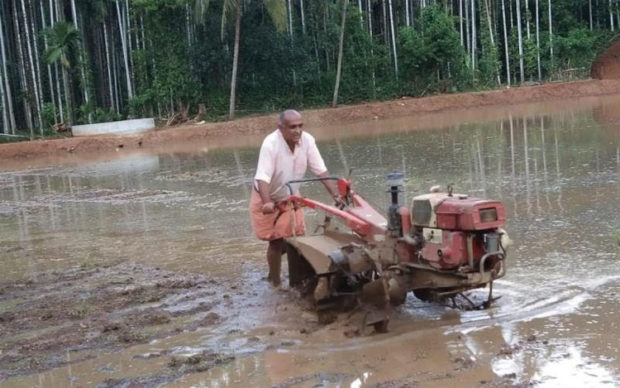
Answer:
[410,193,506,269]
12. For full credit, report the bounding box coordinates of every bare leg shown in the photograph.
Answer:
[267,238,284,287]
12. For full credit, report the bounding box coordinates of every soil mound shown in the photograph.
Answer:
[591,41,620,79]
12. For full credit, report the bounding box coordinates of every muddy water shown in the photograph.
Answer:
[1,96,619,387]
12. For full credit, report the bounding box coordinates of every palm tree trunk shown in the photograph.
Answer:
[14,0,33,133]
[40,0,57,124]
[0,28,7,134]
[103,22,115,112]
[300,0,306,35]
[140,15,146,51]
[112,43,120,113]
[471,0,476,70]
[228,0,242,120]
[332,0,348,107]
[185,3,191,45]
[0,14,16,134]
[525,0,530,39]
[62,63,72,125]
[367,0,376,99]
[29,0,44,124]
[21,0,42,132]
[0,65,7,134]
[49,0,64,123]
[516,0,525,83]
[548,0,553,71]
[535,0,541,80]
[465,0,470,53]
[405,0,410,26]
[388,0,398,78]
[287,0,293,39]
[116,0,133,100]
[459,0,464,46]
[501,0,510,86]
[610,0,615,31]
[125,0,135,92]
[358,0,363,28]
[382,0,387,45]
[484,0,500,84]
[70,0,91,123]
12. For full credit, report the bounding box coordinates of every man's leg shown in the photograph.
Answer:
[267,238,284,287]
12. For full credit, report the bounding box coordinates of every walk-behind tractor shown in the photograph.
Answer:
[282,173,510,332]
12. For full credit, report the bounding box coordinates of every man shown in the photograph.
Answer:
[250,109,339,287]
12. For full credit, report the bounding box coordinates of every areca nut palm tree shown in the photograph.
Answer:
[221,0,286,120]
[43,22,80,125]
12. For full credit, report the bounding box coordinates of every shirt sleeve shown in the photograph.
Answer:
[254,138,275,184]
[307,136,327,176]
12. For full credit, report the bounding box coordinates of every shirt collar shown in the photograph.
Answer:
[276,129,302,150]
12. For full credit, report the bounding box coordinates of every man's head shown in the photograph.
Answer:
[278,110,303,145]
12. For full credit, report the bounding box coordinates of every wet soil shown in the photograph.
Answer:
[0,262,234,383]
[2,79,620,170]
[0,262,542,387]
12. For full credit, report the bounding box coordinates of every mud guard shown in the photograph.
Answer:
[285,235,346,287]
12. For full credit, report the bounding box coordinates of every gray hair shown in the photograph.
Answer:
[278,109,301,125]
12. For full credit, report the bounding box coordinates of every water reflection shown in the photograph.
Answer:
[533,345,617,386]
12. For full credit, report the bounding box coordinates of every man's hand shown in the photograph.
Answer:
[261,201,276,214]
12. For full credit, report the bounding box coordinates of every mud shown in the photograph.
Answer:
[0,262,226,378]
[0,261,417,386]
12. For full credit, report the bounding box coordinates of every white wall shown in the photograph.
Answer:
[72,118,155,137]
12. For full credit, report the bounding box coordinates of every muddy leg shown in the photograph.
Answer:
[267,238,284,287]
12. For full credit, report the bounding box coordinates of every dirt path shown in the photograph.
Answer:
[2,79,620,169]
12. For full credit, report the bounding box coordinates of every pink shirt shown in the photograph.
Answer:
[254,129,327,201]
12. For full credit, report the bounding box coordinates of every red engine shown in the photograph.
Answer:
[409,193,507,270]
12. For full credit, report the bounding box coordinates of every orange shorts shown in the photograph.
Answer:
[249,190,306,241]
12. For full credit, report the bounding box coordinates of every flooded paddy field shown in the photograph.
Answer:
[0,95,618,387]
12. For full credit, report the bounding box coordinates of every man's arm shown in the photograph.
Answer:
[256,179,275,214]
[317,171,340,202]
[306,136,339,202]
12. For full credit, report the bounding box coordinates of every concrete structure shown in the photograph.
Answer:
[72,118,155,137]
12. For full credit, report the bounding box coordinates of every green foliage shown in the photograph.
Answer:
[93,108,122,123]
[131,2,199,117]
[6,0,620,136]
[555,28,610,70]
[41,103,57,131]
[133,0,187,12]
[76,103,94,125]
[523,37,539,78]
[42,22,80,69]
[476,1,499,87]
[399,6,469,95]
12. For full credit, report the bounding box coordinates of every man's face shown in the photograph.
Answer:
[279,113,303,145]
